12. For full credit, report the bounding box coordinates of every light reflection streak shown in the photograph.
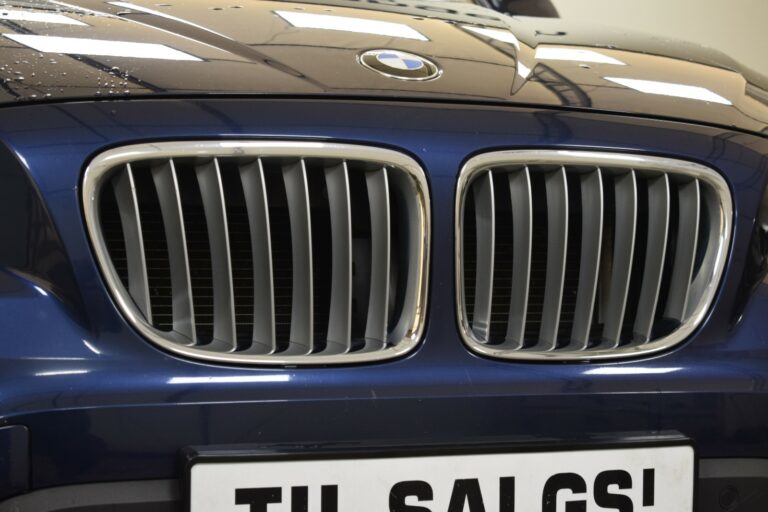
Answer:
[605,77,732,105]
[169,375,290,384]
[3,34,201,61]
[275,10,428,41]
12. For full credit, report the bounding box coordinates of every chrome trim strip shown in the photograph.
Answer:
[633,174,671,342]
[365,167,392,345]
[470,170,495,343]
[570,167,603,349]
[282,159,314,355]
[82,141,430,366]
[195,157,237,350]
[151,159,196,345]
[455,150,732,361]
[538,166,568,349]
[112,164,152,324]
[239,158,276,353]
[504,167,532,348]
[601,169,637,347]
[324,161,353,351]
[665,179,701,321]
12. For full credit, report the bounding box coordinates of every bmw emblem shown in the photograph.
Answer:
[359,49,441,81]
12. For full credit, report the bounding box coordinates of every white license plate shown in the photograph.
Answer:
[189,444,694,511]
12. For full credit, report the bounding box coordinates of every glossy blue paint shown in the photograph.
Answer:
[0,99,766,494]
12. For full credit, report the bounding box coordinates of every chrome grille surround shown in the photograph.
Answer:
[456,150,732,361]
[83,141,429,365]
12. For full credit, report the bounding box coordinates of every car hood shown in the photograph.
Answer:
[1,0,767,134]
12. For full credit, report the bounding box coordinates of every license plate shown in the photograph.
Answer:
[187,443,694,511]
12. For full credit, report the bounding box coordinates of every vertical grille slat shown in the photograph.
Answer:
[458,151,730,361]
[365,167,391,346]
[538,166,569,350]
[570,168,603,349]
[239,158,275,353]
[113,163,153,324]
[471,171,495,343]
[195,158,237,350]
[633,174,670,343]
[504,167,532,348]
[601,170,637,347]
[88,142,428,365]
[151,159,196,344]
[665,179,701,322]
[324,161,353,352]
[283,159,314,355]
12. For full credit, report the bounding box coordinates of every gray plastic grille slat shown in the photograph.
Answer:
[283,159,314,354]
[195,158,237,349]
[151,160,195,343]
[471,171,495,343]
[633,174,671,342]
[239,159,275,353]
[570,168,603,349]
[665,179,701,322]
[365,167,391,345]
[504,167,532,348]
[113,164,152,324]
[601,170,638,347]
[538,167,568,350]
[388,171,427,344]
[325,161,353,351]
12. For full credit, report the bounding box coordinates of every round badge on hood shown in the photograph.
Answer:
[359,50,441,81]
